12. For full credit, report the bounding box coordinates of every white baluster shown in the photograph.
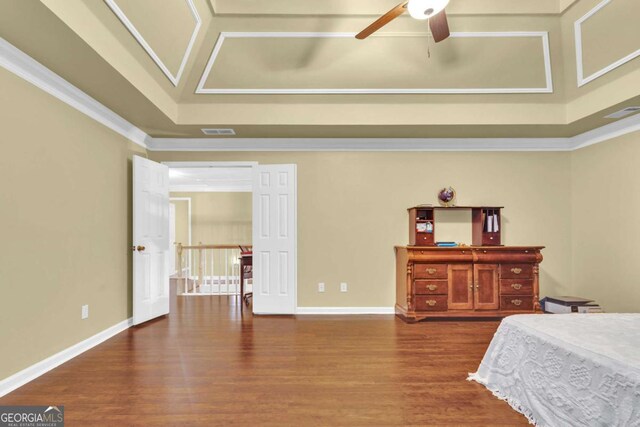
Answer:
[224,248,229,295]
[198,248,204,294]
[209,248,214,295]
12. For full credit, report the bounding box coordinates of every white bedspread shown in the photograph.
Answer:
[468,314,640,427]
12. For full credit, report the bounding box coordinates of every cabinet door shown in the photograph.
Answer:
[447,264,473,310]
[474,264,499,310]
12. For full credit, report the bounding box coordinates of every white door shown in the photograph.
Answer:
[252,164,297,314]
[133,156,170,325]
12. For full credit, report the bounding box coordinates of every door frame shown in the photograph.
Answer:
[163,161,298,314]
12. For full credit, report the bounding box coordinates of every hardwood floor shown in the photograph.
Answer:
[0,293,527,426]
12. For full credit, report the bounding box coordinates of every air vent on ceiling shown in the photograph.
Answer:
[605,107,640,119]
[201,128,236,136]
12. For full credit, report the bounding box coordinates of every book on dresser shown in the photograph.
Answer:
[396,205,544,323]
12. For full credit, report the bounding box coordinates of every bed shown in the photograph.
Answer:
[468,314,640,426]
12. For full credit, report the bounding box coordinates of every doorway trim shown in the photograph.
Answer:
[163,161,297,314]
[163,161,258,168]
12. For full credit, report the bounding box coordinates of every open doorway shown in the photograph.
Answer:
[132,159,296,326]
[161,161,298,315]
[168,165,253,306]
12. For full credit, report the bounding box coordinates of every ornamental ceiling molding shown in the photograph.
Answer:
[195,31,553,95]
[104,0,202,86]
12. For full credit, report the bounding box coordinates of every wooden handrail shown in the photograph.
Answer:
[178,244,252,250]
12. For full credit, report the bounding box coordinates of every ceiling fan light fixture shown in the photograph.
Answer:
[407,0,450,20]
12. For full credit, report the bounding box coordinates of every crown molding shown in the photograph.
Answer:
[148,137,573,151]
[196,31,553,95]
[148,111,640,152]
[570,108,640,150]
[105,0,202,86]
[0,37,149,148]
[575,0,640,87]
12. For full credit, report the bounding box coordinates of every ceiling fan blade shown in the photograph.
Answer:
[429,10,450,43]
[356,1,408,40]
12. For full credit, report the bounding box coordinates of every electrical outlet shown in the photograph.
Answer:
[340,282,348,292]
[81,305,89,320]
[318,282,325,293]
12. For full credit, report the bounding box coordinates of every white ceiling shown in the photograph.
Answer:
[169,167,252,192]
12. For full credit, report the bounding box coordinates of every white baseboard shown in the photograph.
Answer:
[296,307,395,315]
[0,317,133,398]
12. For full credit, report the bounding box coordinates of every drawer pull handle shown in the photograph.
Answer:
[426,284,438,291]
[511,299,523,306]
[511,268,523,275]
[511,283,523,290]
[425,300,437,307]
[426,268,437,275]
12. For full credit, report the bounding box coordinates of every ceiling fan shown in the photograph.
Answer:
[356,0,451,42]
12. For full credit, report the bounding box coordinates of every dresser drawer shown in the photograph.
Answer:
[415,295,448,311]
[500,279,533,295]
[414,264,448,279]
[414,233,434,246]
[500,264,533,279]
[501,296,534,311]
[414,280,448,295]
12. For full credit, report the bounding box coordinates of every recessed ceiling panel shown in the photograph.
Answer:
[579,0,640,79]
[197,33,551,94]
[105,0,201,85]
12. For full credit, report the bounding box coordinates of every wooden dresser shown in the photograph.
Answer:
[395,246,544,322]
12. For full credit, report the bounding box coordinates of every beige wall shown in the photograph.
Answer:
[172,199,190,247]
[0,68,145,379]
[571,131,640,312]
[170,199,190,272]
[169,192,252,275]
[170,192,252,247]
[152,151,573,308]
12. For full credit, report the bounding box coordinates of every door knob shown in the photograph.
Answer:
[136,245,146,252]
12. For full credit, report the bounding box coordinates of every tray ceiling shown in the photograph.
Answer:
[1,0,639,141]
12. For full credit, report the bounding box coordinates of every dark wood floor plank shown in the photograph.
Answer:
[0,292,527,426]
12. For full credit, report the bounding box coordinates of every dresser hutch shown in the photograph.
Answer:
[396,206,544,322]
